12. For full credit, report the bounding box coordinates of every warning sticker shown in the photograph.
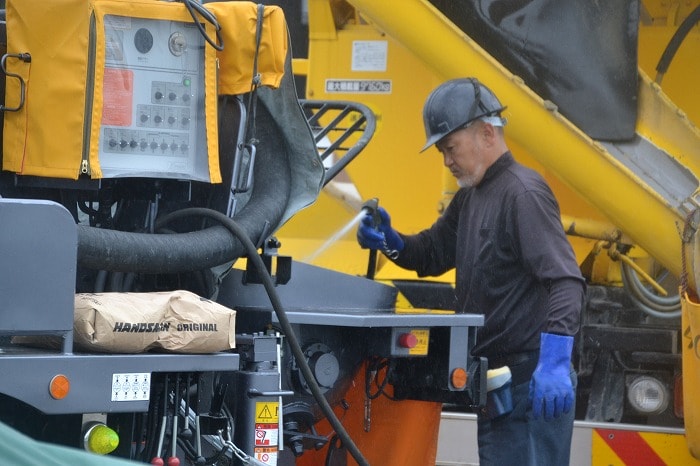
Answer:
[255,402,279,423]
[255,423,279,447]
[111,373,150,401]
[254,446,277,466]
[325,79,392,94]
[351,40,388,71]
[102,67,134,127]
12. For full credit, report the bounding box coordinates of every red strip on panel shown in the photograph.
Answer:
[596,429,667,465]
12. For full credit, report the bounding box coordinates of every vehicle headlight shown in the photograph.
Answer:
[627,376,669,415]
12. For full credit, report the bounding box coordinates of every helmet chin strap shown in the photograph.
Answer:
[466,77,482,123]
[465,79,506,128]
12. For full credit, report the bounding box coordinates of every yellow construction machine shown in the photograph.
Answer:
[0,1,483,465]
[2,0,700,465]
[272,0,700,463]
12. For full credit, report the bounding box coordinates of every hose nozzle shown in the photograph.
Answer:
[362,198,380,229]
[361,198,381,279]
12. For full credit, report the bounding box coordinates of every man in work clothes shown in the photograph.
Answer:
[357,77,585,465]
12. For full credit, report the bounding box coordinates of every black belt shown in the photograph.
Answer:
[487,350,539,386]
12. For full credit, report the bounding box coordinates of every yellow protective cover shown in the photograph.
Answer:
[4,0,90,178]
[3,0,220,182]
[205,2,288,95]
[682,292,700,459]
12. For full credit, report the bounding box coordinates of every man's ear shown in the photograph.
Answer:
[481,122,497,145]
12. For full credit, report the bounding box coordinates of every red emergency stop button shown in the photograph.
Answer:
[398,332,418,349]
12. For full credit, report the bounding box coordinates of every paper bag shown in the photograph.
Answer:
[73,290,236,353]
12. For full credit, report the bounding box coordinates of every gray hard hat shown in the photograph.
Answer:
[420,78,506,152]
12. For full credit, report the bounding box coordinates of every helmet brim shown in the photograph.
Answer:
[418,111,507,153]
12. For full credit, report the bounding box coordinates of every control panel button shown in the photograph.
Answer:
[398,332,418,349]
[134,28,154,54]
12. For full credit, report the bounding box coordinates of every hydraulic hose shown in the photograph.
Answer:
[77,226,247,273]
[156,207,370,466]
[620,261,681,319]
[655,5,700,84]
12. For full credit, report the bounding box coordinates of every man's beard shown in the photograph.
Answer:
[456,167,483,188]
[457,177,476,188]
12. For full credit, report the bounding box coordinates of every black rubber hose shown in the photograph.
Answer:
[157,207,370,466]
[76,117,290,273]
[159,208,369,466]
[78,223,247,273]
[655,5,700,81]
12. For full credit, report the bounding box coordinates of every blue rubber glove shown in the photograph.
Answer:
[356,207,404,257]
[529,332,574,421]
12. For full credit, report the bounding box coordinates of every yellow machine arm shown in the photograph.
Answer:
[299,0,700,460]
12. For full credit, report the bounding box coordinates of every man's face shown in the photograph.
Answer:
[436,121,488,188]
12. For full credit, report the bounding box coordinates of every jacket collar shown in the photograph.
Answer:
[480,151,513,184]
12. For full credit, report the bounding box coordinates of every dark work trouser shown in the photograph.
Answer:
[476,369,577,466]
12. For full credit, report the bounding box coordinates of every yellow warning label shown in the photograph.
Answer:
[255,402,279,423]
[409,329,430,355]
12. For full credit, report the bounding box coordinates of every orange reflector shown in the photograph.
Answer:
[451,368,468,389]
[49,374,70,399]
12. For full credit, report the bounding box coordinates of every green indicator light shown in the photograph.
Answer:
[84,423,119,455]
[183,77,191,87]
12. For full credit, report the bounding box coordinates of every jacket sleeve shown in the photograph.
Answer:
[392,190,464,277]
[510,186,585,336]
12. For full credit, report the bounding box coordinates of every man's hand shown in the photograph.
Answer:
[529,332,574,420]
[357,207,404,256]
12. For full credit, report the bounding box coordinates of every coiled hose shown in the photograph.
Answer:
[620,261,681,319]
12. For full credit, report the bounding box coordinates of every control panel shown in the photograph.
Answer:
[98,15,210,181]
